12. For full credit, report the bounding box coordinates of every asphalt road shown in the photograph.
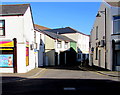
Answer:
[1,66,120,95]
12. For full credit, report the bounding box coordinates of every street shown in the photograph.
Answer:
[1,66,120,95]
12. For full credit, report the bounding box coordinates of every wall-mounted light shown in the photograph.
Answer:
[96,10,106,17]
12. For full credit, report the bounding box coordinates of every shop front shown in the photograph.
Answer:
[112,39,120,71]
[0,38,17,73]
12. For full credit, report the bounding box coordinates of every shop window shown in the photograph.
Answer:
[0,20,5,36]
[0,50,14,68]
[115,51,120,66]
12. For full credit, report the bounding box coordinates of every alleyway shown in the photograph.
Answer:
[1,65,120,95]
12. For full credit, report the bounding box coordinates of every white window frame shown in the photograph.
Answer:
[57,41,62,48]
[0,20,5,36]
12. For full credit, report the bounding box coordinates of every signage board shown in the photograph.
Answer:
[0,54,13,67]
[0,40,14,47]
[26,41,29,66]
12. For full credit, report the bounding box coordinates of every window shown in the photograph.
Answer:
[113,16,120,34]
[0,20,5,36]
[57,41,62,48]
[40,34,42,45]
[65,42,68,49]
[96,26,98,40]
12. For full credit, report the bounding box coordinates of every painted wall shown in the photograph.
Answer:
[0,7,35,73]
[70,42,77,52]
[90,2,120,70]
[62,33,89,62]
[45,35,55,66]
[38,32,45,67]
[23,7,35,72]
[90,3,106,68]
[45,49,55,66]
[55,40,70,52]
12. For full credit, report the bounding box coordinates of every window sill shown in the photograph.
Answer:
[0,36,5,38]
[111,33,120,35]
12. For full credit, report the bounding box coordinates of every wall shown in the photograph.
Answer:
[0,6,35,73]
[45,49,55,66]
[78,33,89,54]
[70,42,77,52]
[38,32,45,67]
[23,7,35,72]
[62,33,89,54]
[55,40,70,52]
[17,44,26,73]
[45,35,55,66]
[89,2,120,70]
[90,3,106,69]
[0,16,24,42]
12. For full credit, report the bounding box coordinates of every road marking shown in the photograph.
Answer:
[1,68,46,83]
[18,69,47,81]
[64,87,76,91]
[28,68,46,78]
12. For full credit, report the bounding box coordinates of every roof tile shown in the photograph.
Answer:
[0,4,30,16]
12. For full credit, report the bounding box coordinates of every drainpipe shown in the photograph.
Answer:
[13,38,17,73]
[105,8,107,69]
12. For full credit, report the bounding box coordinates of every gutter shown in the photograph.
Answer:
[0,13,23,16]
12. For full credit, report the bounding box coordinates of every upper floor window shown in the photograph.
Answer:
[113,16,120,34]
[57,41,62,48]
[65,42,68,49]
[96,26,98,40]
[0,20,5,36]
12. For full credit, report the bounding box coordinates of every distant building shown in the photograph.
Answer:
[0,4,36,73]
[35,24,77,66]
[34,24,51,30]
[46,27,90,63]
[89,0,120,71]
[34,26,45,67]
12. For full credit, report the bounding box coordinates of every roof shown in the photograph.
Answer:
[35,27,76,42]
[46,27,89,36]
[0,4,30,16]
[34,24,50,30]
[104,0,120,7]
[43,30,76,42]
[46,27,79,34]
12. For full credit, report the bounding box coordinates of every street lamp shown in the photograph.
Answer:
[96,8,107,69]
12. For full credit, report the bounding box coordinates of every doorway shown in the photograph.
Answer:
[99,50,101,67]
[115,51,120,66]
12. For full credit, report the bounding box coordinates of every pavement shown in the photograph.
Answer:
[78,65,120,77]
[0,68,45,83]
[0,65,120,83]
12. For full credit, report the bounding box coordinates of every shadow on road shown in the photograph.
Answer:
[2,76,120,95]
[44,65,85,71]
